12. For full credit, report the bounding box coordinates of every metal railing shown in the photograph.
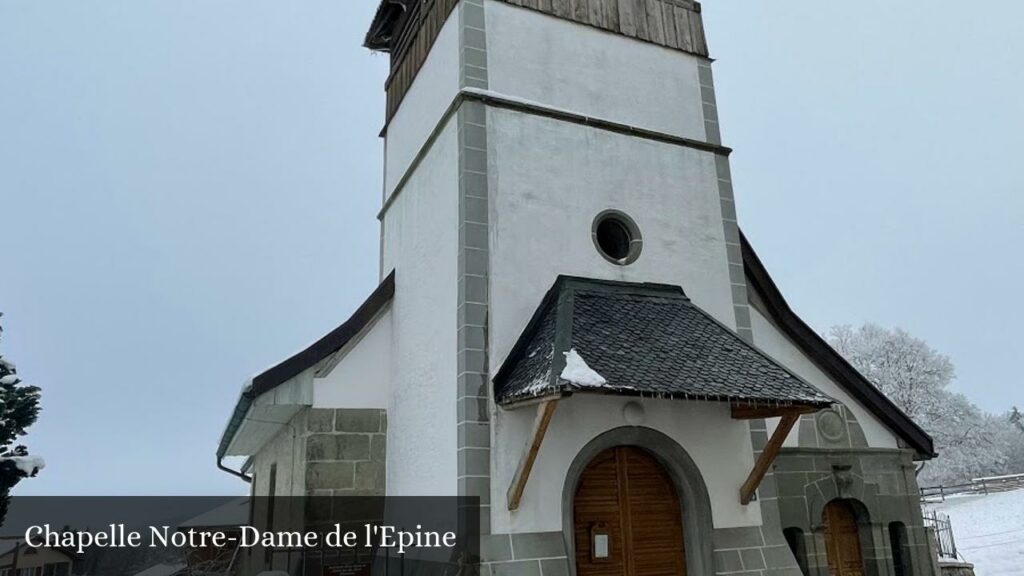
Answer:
[923,510,959,560]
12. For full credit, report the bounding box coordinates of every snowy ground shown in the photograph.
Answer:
[927,489,1024,576]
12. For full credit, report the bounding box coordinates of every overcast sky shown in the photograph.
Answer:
[1,1,1021,496]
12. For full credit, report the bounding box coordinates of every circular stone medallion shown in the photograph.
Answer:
[816,409,847,443]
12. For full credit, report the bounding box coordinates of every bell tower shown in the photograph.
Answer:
[365,0,755,533]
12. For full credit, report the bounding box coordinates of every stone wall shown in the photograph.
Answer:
[304,408,388,496]
[774,448,934,576]
[938,561,975,576]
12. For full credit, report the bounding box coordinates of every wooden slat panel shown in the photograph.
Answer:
[689,9,707,55]
[553,0,574,18]
[661,2,678,48]
[588,0,606,28]
[673,5,693,52]
[618,0,637,36]
[633,0,650,41]
[645,0,665,45]
[383,0,459,120]
[574,0,590,24]
[602,0,619,31]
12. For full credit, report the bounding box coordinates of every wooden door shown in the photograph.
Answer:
[823,500,865,576]
[574,447,686,576]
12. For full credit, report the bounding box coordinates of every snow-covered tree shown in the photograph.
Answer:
[999,409,1024,474]
[1010,407,1024,433]
[827,324,955,423]
[827,324,1010,485]
[0,313,43,523]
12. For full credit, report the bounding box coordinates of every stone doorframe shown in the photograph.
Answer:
[560,427,714,576]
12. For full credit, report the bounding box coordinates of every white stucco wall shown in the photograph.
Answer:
[748,306,900,449]
[381,120,460,496]
[492,396,762,533]
[384,9,461,198]
[313,307,392,410]
[485,0,707,141]
[487,107,734,376]
[250,412,307,498]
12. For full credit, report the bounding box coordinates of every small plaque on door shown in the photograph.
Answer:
[590,522,610,562]
[594,534,609,558]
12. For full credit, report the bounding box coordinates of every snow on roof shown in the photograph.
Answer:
[560,349,607,388]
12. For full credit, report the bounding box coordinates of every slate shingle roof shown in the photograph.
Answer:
[494,276,835,408]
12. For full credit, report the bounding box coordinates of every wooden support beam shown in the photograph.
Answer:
[507,398,559,511]
[740,412,800,505]
[731,403,818,420]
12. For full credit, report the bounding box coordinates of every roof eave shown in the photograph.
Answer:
[251,270,395,397]
[216,384,255,459]
[364,0,404,50]
[739,230,937,459]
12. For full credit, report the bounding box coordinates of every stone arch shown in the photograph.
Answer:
[561,427,713,576]
[798,404,869,449]
[805,468,875,529]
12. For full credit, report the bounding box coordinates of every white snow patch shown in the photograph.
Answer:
[0,358,14,371]
[0,375,17,385]
[927,489,1024,576]
[1,455,45,476]
[560,349,607,387]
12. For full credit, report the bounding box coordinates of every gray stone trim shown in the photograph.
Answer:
[460,0,488,90]
[697,55,802,575]
[697,59,752,346]
[303,408,387,496]
[482,531,569,570]
[561,427,714,576]
[456,1,491,534]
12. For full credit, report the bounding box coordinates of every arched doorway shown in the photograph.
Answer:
[573,446,686,576]
[822,500,865,576]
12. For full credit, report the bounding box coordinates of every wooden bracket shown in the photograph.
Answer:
[739,412,800,505]
[507,398,559,511]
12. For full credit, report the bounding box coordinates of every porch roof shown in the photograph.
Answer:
[493,276,834,409]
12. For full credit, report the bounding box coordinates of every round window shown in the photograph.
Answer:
[592,211,642,265]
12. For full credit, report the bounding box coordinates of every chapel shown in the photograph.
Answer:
[218,2,938,575]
